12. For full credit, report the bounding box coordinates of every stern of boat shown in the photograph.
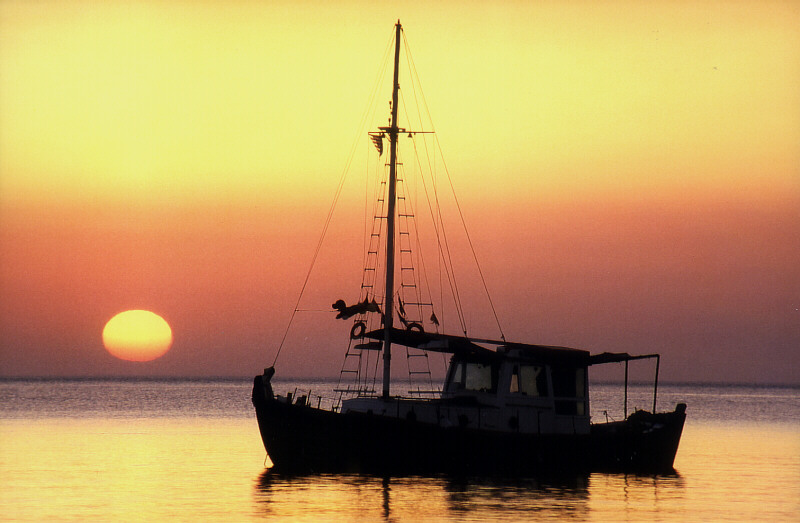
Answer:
[590,403,687,473]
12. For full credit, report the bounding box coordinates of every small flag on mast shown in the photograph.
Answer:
[371,134,384,156]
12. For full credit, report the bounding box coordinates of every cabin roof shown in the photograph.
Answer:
[503,342,589,366]
[365,328,590,365]
[365,328,495,359]
[366,328,660,367]
[588,352,660,365]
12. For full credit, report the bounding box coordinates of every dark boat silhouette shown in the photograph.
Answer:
[253,21,685,475]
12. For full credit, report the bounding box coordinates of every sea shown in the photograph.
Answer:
[1,378,797,522]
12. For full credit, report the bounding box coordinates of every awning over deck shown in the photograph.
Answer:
[589,352,660,365]
[364,328,590,365]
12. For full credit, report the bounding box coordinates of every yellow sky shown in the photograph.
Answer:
[1,1,798,381]
[2,1,798,207]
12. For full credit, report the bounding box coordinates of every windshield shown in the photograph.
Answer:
[448,361,498,393]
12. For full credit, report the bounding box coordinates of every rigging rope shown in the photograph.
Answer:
[273,25,507,372]
[396,109,468,336]
[271,29,396,367]
[403,32,507,342]
[396,57,467,335]
[396,44,467,337]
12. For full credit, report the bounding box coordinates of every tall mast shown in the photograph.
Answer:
[382,21,402,400]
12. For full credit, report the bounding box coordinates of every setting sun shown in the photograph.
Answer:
[102,310,173,362]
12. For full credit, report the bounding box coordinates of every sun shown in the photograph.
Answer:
[102,310,173,362]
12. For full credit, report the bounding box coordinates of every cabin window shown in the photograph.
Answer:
[552,367,586,416]
[449,361,497,393]
[449,362,465,389]
[464,363,495,392]
[552,367,585,398]
[509,365,547,396]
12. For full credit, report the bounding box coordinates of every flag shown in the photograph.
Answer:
[371,134,383,156]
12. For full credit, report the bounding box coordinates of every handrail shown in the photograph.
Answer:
[613,353,660,418]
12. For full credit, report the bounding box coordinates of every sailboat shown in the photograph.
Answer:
[252,21,686,475]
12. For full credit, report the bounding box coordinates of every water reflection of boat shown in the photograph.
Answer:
[254,471,591,520]
[252,21,686,475]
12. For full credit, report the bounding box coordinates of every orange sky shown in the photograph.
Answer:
[1,1,798,383]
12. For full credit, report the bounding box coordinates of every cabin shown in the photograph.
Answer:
[340,330,593,436]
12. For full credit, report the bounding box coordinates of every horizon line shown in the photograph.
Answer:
[1,375,798,389]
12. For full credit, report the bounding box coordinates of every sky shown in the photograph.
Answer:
[1,1,798,384]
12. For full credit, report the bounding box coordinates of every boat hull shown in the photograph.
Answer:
[252,375,686,475]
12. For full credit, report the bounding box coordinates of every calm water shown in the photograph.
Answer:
[1,378,798,521]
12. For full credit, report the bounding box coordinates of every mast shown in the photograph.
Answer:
[382,21,402,399]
